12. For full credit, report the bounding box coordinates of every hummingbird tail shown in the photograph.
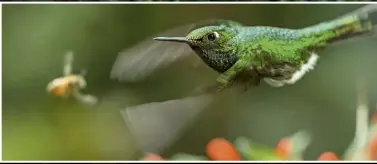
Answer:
[327,14,374,44]
[300,5,377,44]
[120,94,214,154]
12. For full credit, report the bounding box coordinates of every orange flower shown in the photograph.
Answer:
[318,152,340,160]
[142,153,165,161]
[368,136,377,160]
[206,138,242,161]
[275,138,292,160]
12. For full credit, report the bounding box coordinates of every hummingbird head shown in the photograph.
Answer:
[154,26,239,73]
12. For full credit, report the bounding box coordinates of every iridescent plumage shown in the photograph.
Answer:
[154,5,376,91]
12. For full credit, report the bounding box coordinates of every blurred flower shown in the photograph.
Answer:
[140,80,377,161]
[142,153,165,161]
[367,137,377,160]
[275,131,312,160]
[318,152,340,160]
[275,138,291,160]
[234,136,280,160]
[206,138,242,161]
[170,153,208,161]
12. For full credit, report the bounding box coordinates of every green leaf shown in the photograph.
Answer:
[234,136,280,161]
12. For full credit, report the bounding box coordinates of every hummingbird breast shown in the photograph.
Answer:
[189,45,238,73]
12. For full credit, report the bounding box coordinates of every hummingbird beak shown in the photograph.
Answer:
[153,37,189,43]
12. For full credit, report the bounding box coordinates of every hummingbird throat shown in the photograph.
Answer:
[154,36,238,73]
[189,45,238,73]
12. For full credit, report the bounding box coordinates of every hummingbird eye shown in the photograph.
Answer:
[206,32,220,42]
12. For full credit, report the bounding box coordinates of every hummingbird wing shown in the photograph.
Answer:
[110,19,243,82]
[121,94,215,154]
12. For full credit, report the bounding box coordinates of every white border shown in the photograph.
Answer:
[1,1,377,163]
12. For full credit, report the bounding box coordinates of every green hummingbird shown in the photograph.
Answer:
[111,5,377,155]
[111,5,377,93]
[152,5,377,92]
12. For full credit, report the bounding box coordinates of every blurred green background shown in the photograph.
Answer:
[3,4,377,160]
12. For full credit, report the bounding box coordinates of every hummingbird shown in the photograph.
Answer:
[112,6,377,93]
[152,5,377,92]
[111,5,377,155]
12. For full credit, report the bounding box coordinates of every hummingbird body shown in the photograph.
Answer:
[155,5,376,91]
[189,26,320,88]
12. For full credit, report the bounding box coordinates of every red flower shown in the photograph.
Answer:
[318,152,340,160]
[206,138,242,161]
[276,138,292,160]
[142,153,165,161]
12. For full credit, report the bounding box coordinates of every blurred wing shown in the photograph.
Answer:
[63,51,74,76]
[120,94,214,154]
[110,19,243,82]
[73,92,99,107]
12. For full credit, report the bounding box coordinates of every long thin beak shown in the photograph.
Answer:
[153,37,189,43]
